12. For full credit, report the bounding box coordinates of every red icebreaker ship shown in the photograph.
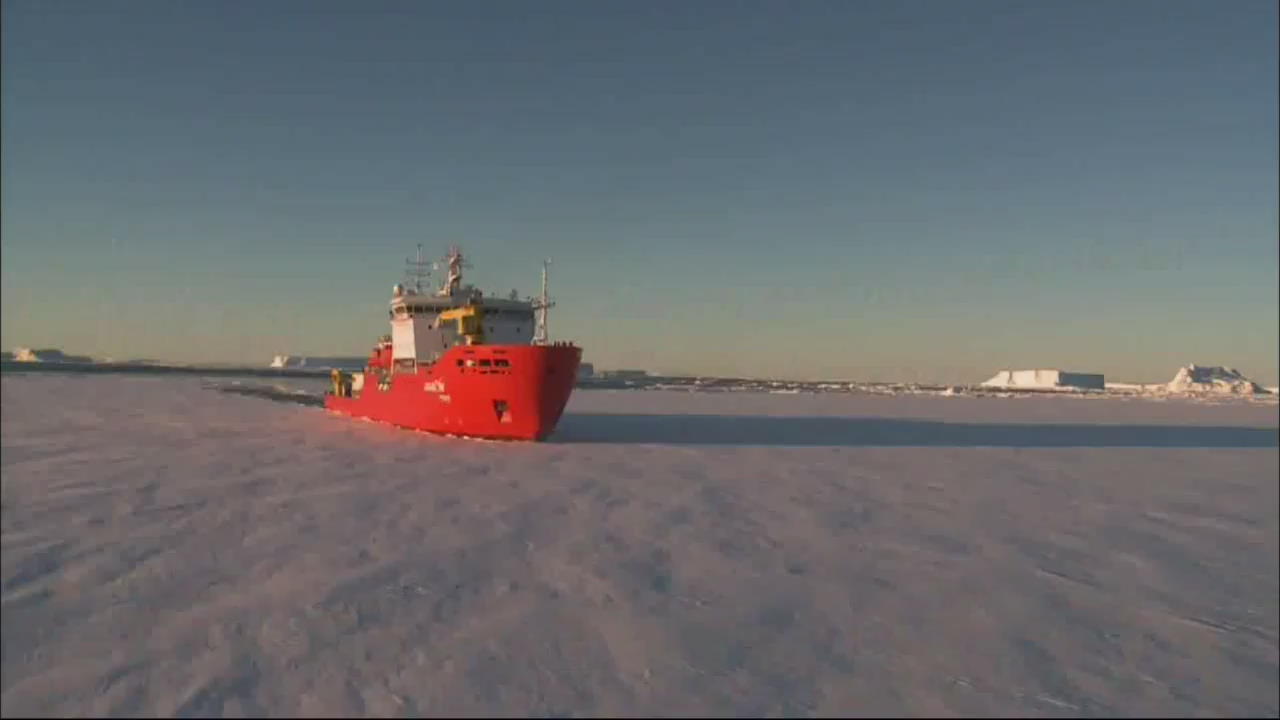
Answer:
[325,246,581,441]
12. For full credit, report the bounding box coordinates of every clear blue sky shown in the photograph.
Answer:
[3,0,1276,384]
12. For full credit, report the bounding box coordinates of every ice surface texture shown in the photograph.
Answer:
[2,375,1277,716]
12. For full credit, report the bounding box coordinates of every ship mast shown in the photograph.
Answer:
[403,244,433,294]
[531,259,554,345]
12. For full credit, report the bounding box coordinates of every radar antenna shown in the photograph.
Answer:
[403,244,433,294]
[434,245,472,296]
[531,259,554,345]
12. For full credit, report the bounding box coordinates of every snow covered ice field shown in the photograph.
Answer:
[2,374,1277,717]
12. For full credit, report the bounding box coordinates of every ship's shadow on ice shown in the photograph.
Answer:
[555,413,1279,448]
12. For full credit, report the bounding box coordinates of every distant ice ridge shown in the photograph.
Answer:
[10,347,96,363]
[269,355,365,371]
[578,373,1277,403]
[1164,365,1270,395]
[583,375,985,398]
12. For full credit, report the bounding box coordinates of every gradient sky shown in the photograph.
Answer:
[3,0,1277,384]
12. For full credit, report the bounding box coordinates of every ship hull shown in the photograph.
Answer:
[324,344,581,441]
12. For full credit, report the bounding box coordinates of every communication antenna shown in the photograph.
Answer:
[531,258,554,345]
[403,244,433,294]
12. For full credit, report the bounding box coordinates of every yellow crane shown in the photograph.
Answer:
[437,305,486,346]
